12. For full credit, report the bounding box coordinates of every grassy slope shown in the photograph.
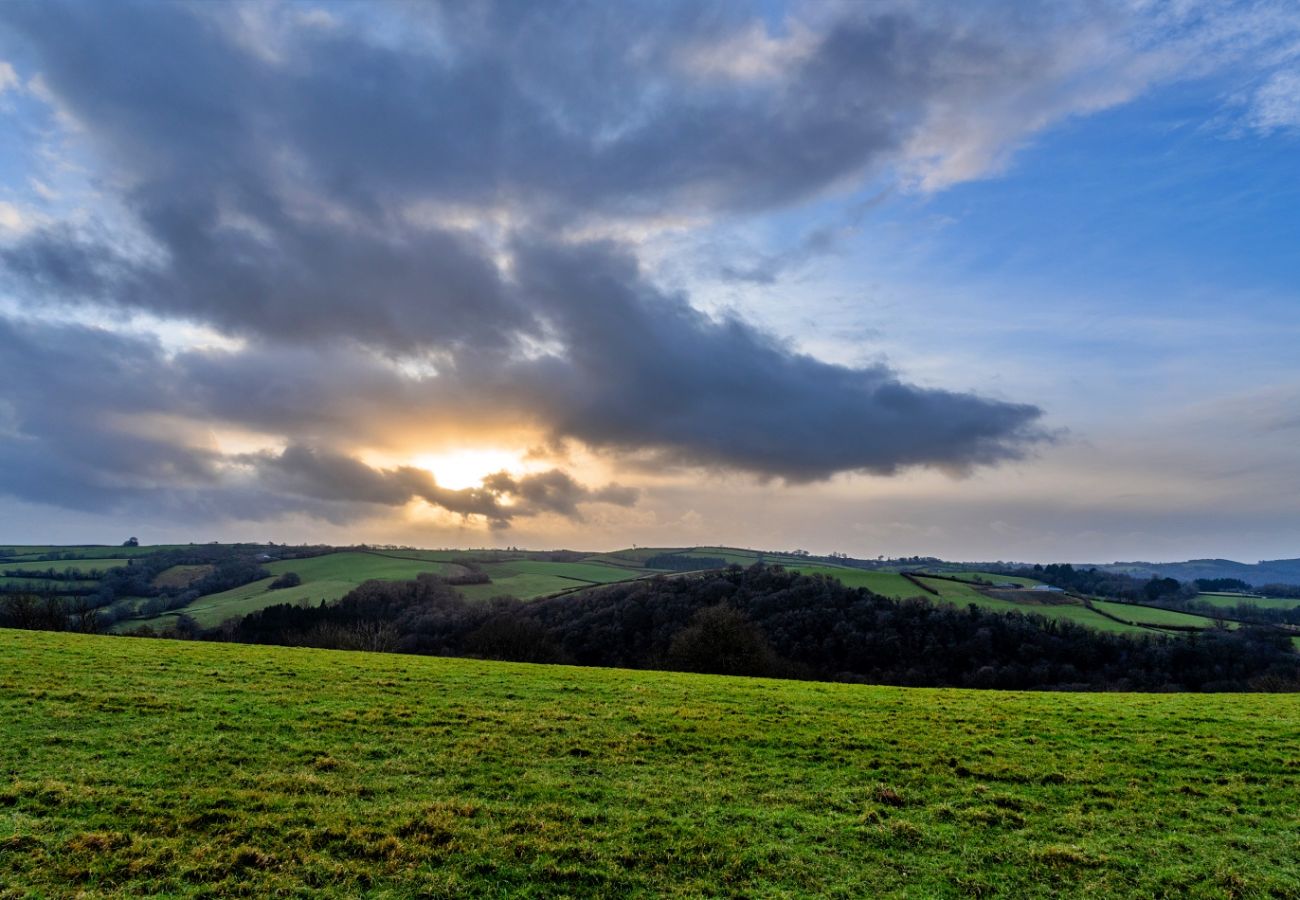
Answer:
[0,545,190,561]
[913,580,1157,635]
[123,553,457,630]
[789,566,925,599]
[937,571,1042,587]
[1197,592,1300,611]
[455,573,588,602]
[489,560,642,584]
[2,629,1298,898]
[0,558,131,575]
[1092,601,1223,629]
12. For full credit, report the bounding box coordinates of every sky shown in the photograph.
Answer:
[0,0,1298,562]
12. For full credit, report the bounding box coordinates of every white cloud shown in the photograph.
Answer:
[1249,69,1300,132]
[0,201,31,234]
[0,61,17,93]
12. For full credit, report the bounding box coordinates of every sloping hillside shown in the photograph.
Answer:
[1,629,1297,897]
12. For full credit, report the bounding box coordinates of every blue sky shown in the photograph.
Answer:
[0,1,1298,562]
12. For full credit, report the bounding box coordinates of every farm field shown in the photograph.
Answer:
[454,572,592,602]
[786,568,1155,636]
[935,571,1042,587]
[121,553,460,630]
[0,558,131,574]
[788,566,925,599]
[2,628,1298,897]
[0,545,190,561]
[1091,600,1224,630]
[588,547,681,566]
[488,560,643,584]
[1197,592,1300,611]
[452,565,653,603]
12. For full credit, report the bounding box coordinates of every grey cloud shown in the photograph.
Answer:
[0,316,629,526]
[483,469,639,520]
[0,0,1063,520]
[496,240,1044,480]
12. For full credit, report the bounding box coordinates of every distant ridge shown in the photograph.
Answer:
[1098,558,1300,587]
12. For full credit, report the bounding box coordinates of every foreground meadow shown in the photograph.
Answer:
[1,629,1297,897]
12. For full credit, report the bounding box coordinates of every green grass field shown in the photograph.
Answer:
[487,560,642,584]
[789,566,927,599]
[936,571,1043,588]
[454,573,595,603]
[0,545,191,562]
[121,553,459,630]
[1,629,1298,897]
[0,558,131,575]
[784,569,1153,636]
[1092,601,1223,630]
[1197,592,1300,611]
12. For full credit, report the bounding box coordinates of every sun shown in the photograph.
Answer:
[410,448,526,490]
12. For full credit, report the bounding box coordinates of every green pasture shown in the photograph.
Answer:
[0,545,190,561]
[788,566,926,599]
[121,553,457,630]
[1197,592,1300,611]
[488,560,648,584]
[1,628,1298,897]
[936,571,1043,587]
[0,558,131,576]
[1092,601,1224,630]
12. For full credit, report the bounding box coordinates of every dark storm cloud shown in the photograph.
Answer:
[496,241,1044,480]
[0,317,630,525]
[0,0,1062,521]
[250,444,636,526]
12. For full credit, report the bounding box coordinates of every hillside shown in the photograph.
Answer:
[1102,558,1300,587]
[3,543,1268,642]
[2,629,1297,897]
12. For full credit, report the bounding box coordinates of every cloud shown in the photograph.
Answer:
[0,0,1093,524]
[494,240,1045,480]
[0,316,633,527]
[1248,69,1300,133]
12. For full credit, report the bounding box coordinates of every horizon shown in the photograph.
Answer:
[2,1,1299,561]
[2,536,1295,571]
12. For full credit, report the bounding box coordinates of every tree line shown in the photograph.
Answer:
[164,565,1300,692]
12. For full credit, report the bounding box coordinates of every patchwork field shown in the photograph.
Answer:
[1091,600,1225,630]
[0,558,132,575]
[122,553,462,630]
[1,628,1297,897]
[0,545,189,561]
[1197,592,1300,611]
[788,565,925,599]
[936,571,1043,588]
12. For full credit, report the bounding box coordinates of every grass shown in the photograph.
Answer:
[1092,601,1224,630]
[487,561,643,584]
[786,569,1154,636]
[0,559,131,576]
[1,628,1298,898]
[0,545,190,561]
[152,565,215,590]
[935,571,1043,588]
[121,553,457,630]
[1197,593,1300,611]
[789,566,927,599]
[454,573,593,603]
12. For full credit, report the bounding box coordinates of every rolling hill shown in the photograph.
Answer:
[1,628,1296,897]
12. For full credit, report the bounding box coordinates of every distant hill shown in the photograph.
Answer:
[1098,558,1300,587]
